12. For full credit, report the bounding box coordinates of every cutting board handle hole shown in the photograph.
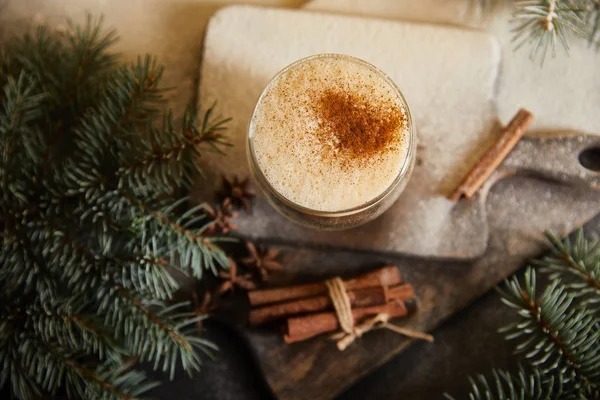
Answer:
[579,147,600,172]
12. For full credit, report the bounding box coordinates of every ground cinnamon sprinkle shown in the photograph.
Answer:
[312,88,405,168]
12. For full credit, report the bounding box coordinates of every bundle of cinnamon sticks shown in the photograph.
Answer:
[247,266,416,344]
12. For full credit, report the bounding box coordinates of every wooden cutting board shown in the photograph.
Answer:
[196,5,501,259]
[228,142,600,399]
[196,7,600,399]
[197,6,600,260]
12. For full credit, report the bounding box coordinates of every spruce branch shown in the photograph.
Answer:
[444,366,566,400]
[497,268,600,394]
[34,222,203,373]
[448,247,600,400]
[2,26,64,103]
[511,0,588,63]
[122,194,231,278]
[588,0,600,45]
[26,302,123,363]
[19,335,154,400]
[64,14,119,86]
[118,254,180,300]
[0,326,44,400]
[73,54,166,159]
[1,16,233,399]
[107,283,216,380]
[535,229,600,307]
[37,216,217,379]
[0,217,62,305]
[83,364,159,400]
[2,318,153,400]
[478,0,600,63]
[117,103,231,193]
[40,227,216,381]
[0,71,46,205]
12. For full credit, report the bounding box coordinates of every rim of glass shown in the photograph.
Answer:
[247,53,416,218]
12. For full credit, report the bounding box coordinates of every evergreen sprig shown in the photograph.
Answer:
[498,269,600,396]
[535,230,600,308]
[1,15,232,400]
[512,0,589,62]
[479,0,600,63]
[446,230,600,399]
[444,366,566,400]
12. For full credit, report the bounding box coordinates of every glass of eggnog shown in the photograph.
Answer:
[247,54,416,230]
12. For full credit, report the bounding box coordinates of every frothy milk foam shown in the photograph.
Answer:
[250,55,410,212]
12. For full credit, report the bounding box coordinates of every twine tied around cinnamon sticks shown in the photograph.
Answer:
[325,277,433,351]
[247,266,431,349]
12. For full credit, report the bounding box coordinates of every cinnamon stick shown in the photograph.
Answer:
[247,265,401,306]
[387,284,415,301]
[284,300,408,344]
[448,109,534,202]
[250,284,414,326]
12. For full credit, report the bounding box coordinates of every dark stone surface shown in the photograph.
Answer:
[148,320,275,400]
[147,214,600,400]
[147,281,516,400]
[241,175,600,400]
[3,215,591,399]
[337,285,518,399]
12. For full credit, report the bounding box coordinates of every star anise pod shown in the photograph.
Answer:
[192,290,217,330]
[204,198,239,235]
[217,175,256,213]
[217,258,256,295]
[193,290,217,315]
[241,241,283,281]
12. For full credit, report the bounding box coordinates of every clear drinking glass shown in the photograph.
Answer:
[247,54,416,230]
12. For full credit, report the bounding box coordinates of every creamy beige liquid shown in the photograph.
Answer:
[250,55,410,212]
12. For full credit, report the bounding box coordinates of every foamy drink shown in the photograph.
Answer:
[248,54,414,227]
